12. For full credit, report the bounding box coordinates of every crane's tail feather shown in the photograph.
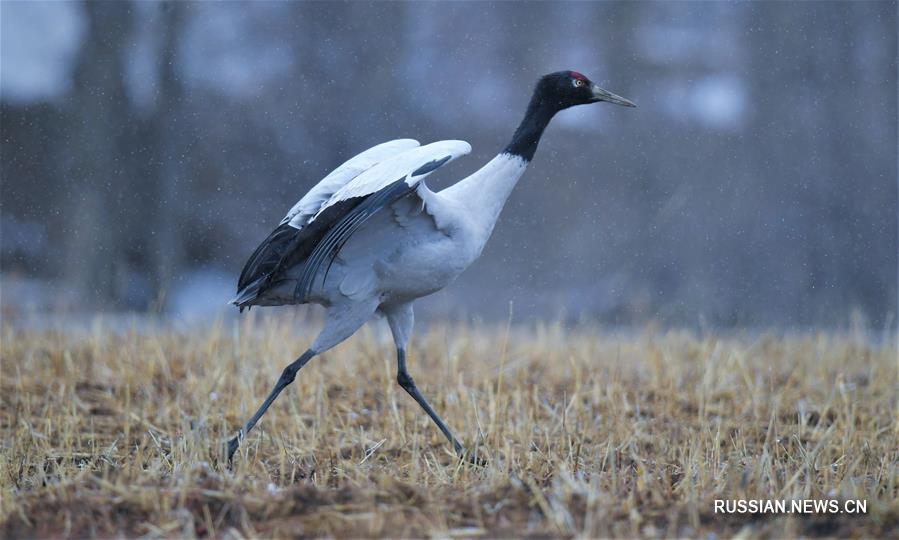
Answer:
[231,277,266,311]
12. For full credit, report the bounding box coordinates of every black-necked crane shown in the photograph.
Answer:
[226,70,635,462]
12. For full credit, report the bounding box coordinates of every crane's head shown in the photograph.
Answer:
[505,71,635,160]
[535,71,636,111]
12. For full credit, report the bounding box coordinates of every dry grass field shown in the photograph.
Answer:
[1,313,897,538]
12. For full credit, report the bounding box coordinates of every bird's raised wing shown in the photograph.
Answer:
[295,140,470,299]
[236,139,418,296]
[234,140,470,307]
[281,138,420,229]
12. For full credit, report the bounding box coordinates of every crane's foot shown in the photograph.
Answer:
[463,452,488,467]
[223,431,242,465]
[454,444,487,467]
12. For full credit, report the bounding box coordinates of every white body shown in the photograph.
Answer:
[247,143,528,352]
[331,153,527,304]
[261,152,527,307]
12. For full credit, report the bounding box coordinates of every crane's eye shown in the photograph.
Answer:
[574,78,586,87]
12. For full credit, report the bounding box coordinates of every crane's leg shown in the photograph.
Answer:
[225,349,315,461]
[226,299,379,462]
[384,303,484,465]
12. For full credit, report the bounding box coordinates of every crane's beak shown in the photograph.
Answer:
[591,84,636,107]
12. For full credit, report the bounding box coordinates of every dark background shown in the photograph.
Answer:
[1,1,896,328]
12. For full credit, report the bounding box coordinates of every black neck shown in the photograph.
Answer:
[503,95,557,161]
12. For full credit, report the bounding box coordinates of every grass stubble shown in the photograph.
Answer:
[0,312,896,538]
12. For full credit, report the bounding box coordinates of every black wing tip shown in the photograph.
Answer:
[232,276,265,311]
[235,221,302,293]
[411,155,451,177]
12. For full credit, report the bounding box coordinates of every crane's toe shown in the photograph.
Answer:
[454,445,488,467]
[464,452,488,467]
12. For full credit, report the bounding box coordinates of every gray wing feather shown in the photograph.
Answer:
[296,178,413,300]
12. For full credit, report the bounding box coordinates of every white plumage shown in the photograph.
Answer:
[281,138,420,229]
[311,140,471,220]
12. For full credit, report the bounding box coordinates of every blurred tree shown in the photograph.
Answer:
[62,0,134,308]
[146,0,186,311]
